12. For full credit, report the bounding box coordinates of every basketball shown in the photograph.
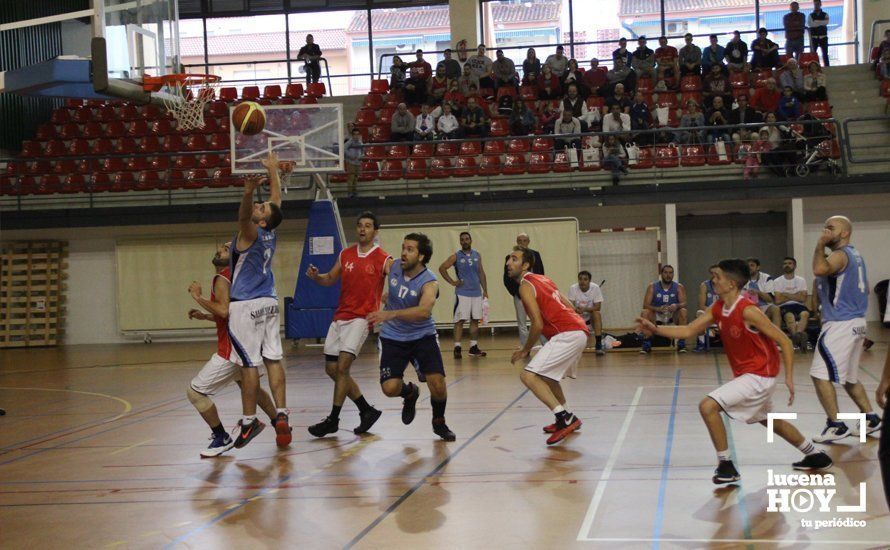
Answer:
[232,101,266,135]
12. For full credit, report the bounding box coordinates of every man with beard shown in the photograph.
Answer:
[810,216,883,443]
[186,241,277,457]
[639,265,688,353]
[769,257,810,352]
[305,212,392,438]
[439,231,488,359]
[367,233,456,441]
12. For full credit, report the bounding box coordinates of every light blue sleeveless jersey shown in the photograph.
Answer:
[230,227,277,301]
[454,249,482,297]
[816,245,868,321]
[380,261,438,341]
[651,280,680,306]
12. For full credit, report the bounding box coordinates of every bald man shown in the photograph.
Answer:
[810,216,882,443]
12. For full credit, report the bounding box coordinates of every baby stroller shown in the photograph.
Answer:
[789,115,841,177]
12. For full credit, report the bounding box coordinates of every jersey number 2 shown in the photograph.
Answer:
[262,248,272,275]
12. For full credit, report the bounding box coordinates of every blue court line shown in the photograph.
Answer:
[419,376,465,403]
[713,355,754,547]
[651,368,681,550]
[343,388,530,549]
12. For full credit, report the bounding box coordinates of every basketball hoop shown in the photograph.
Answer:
[143,73,221,131]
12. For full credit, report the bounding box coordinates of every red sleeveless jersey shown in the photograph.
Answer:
[213,268,233,360]
[711,295,780,378]
[522,273,589,339]
[334,244,391,321]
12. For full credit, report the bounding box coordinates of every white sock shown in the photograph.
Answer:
[242,415,256,425]
[454,342,461,348]
[552,405,566,414]
[470,340,478,347]
[797,440,818,455]
[276,408,289,416]
[716,450,731,462]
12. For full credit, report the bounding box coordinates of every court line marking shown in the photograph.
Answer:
[575,385,644,541]
[579,538,890,544]
[343,388,530,549]
[109,438,154,456]
[651,369,682,549]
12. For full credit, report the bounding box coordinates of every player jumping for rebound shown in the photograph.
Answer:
[228,153,290,449]
[367,233,456,442]
[186,241,278,457]
[507,246,588,445]
[305,212,392,437]
[637,258,832,484]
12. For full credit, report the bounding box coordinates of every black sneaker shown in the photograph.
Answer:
[401,382,420,425]
[353,407,382,435]
[712,460,741,484]
[453,347,462,359]
[793,452,833,471]
[432,418,456,441]
[468,345,487,357]
[233,418,265,449]
[307,416,339,438]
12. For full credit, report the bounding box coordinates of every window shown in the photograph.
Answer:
[201,15,288,93]
[289,10,362,96]
[482,0,563,76]
[569,0,623,68]
[369,5,451,93]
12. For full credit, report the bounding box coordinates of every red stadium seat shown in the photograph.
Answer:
[680,75,701,92]
[553,151,573,172]
[586,96,605,110]
[141,135,164,153]
[208,101,228,118]
[655,145,679,168]
[355,109,377,127]
[58,123,80,140]
[101,157,126,172]
[284,83,304,99]
[454,156,478,177]
[263,85,282,99]
[428,157,453,178]
[114,137,139,155]
[127,120,150,137]
[497,87,517,101]
[355,145,380,161]
[680,145,706,166]
[120,104,140,120]
[387,145,409,159]
[93,138,114,155]
[199,154,226,168]
[185,169,210,189]
[778,54,791,66]
[186,134,209,151]
[531,137,553,151]
[151,156,171,171]
[435,142,459,157]
[211,168,238,188]
[307,83,326,97]
[629,147,654,169]
[163,134,186,152]
[96,105,117,123]
[729,71,750,89]
[507,139,530,153]
[706,143,733,165]
[753,70,774,88]
[198,117,220,134]
[141,104,164,120]
[459,141,482,156]
[63,173,88,193]
[80,121,103,139]
[362,94,384,110]
[136,170,165,190]
[152,119,176,136]
[20,141,42,157]
[490,119,510,137]
[503,153,527,174]
[405,158,428,179]
[478,155,501,176]
[370,79,389,94]
[528,152,552,173]
[45,140,70,157]
[636,77,654,94]
[26,160,51,175]
[218,87,238,102]
[358,160,378,181]
[520,85,537,101]
[111,171,137,192]
[379,159,404,180]
[412,143,433,158]
[73,108,93,124]
[52,159,78,175]
[880,80,890,98]
[35,124,56,141]
[807,101,832,118]
[378,108,395,125]
[241,86,260,100]
[368,125,391,143]
[128,155,151,171]
[383,92,402,108]
[50,109,70,124]
[483,140,505,155]
[174,155,198,170]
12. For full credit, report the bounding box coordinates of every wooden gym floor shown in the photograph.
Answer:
[1,334,888,549]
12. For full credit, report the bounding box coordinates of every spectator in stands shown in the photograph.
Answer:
[297,34,322,85]
[562,59,588,98]
[779,58,805,96]
[554,110,582,152]
[730,94,762,144]
[602,103,632,143]
[493,49,518,88]
[674,100,706,144]
[390,55,407,90]
[703,63,731,108]
[875,30,890,71]
[632,36,657,80]
[509,99,536,136]
[808,0,830,66]
[606,57,637,96]
[344,128,363,197]
[437,48,462,80]
[437,103,461,139]
[770,256,811,350]
[761,112,797,175]
[601,135,628,185]
[405,49,432,105]
[523,48,542,83]
[461,97,489,137]
[545,45,570,78]
[537,64,562,100]
[612,38,633,68]
[679,33,702,76]
[655,36,680,89]
[537,100,560,134]
[880,49,890,79]
[583,58,608,96]
[467,44,495,90]
[630,91,652,145]
[391,103,415,142]
[427,66,451,106]
[443,82,465,111]
[705,96,732,143]
[458,64,480,96]
[560,84,596,132]
[724,30,750,72]
[777,86,802,120]
[783,2,806,60]
[414,104,437,141]
[701,34,727,74]
[751,28,780,69]
[744,128,772,181]
[750,78,782,116]
[604,82,632,115]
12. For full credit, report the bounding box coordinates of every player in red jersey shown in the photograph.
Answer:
[637,258,832,484]
[306,211,394,437]
[507,246,589,445]
[186,241,277,458]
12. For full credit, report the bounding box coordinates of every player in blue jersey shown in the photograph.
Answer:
[639,265,689,353]
[367,233,456,442]
[694,264,720,352]
[439,231,488,359]
[810,216,882,443]
[227,152,290,450]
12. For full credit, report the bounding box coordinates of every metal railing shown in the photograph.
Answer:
[871,19,890,57]
[841,116,890,163]
[183,57,342,97]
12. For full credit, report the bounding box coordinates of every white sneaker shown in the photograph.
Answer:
[812,422,851,444]
[200,433,235,458]
[849,414,882,438]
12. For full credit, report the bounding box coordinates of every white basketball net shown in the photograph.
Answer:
[160,77,218,131]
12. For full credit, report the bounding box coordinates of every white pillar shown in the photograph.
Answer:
[790,198,806,284]
[665,203,678,280]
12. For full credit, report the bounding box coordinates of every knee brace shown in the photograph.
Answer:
[187,386,214,413]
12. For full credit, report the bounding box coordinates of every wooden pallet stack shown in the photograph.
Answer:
[0,241,67,348]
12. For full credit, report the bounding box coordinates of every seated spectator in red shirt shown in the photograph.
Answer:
[537,65,562,100]
[460,97,489,137]
[750,78,781,115]
[582,58,608,95]
[405,49,432,105]
[655,36,679,89]
[537,100,560,134]
[443,80,466,107]
[703,64,731,108]
[427,66,451,106]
